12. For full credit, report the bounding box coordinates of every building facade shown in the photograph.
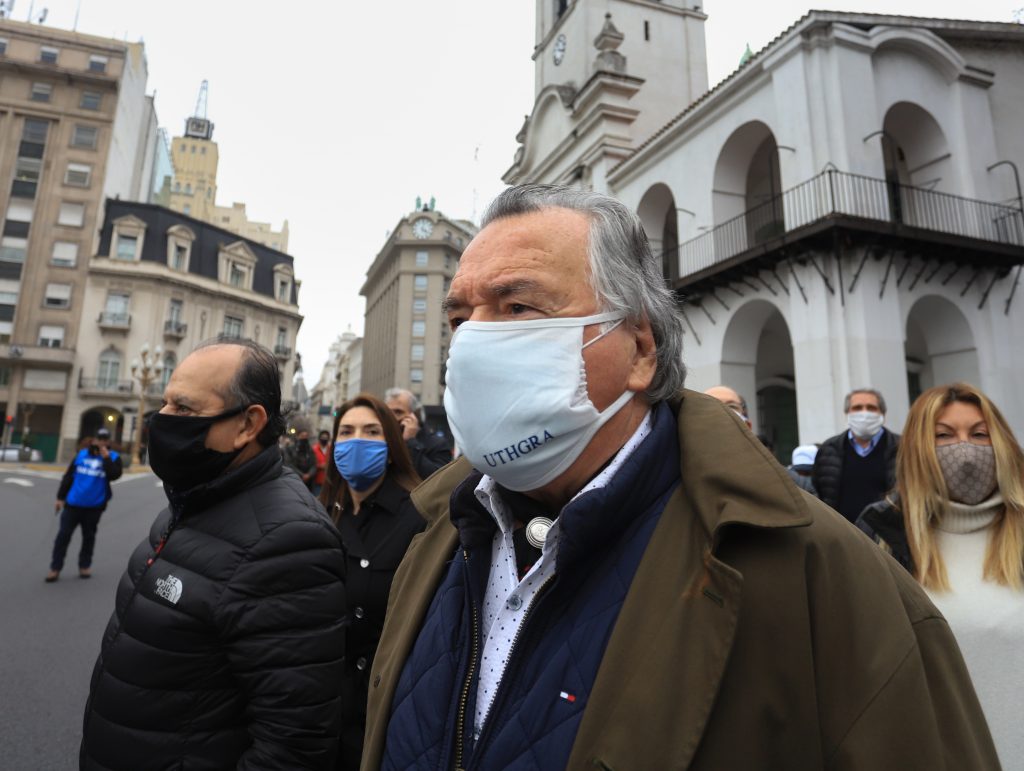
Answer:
[0,19,157,460]
[61,199,302,460]
[360,204,476,406]
[166,110,289,252]
[508,1,1024,460]
[309,329,361,432]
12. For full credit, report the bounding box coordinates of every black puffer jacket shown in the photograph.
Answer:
[81,445,347,771]
[812,429,900,509]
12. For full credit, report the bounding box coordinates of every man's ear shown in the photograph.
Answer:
[234,405,268,449]
[626,317,657,394]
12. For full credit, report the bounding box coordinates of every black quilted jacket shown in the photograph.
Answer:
[811,429,900,510]
[80,445,347,771]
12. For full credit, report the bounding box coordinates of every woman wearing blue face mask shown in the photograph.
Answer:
[319,393,423,770]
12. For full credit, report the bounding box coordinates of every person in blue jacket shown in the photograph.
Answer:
[46,427,122,581]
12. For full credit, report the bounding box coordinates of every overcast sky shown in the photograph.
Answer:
[21,0,1021,385]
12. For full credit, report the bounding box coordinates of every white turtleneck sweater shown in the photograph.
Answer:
[926,494,1024,771]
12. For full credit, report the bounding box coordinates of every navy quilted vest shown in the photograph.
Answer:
[383,403,681,770]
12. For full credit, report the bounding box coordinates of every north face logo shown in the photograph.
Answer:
[154,575,183,605]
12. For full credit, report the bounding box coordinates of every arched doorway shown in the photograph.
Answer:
[881,102,951,226]
[712,121,783,259]
[721,299,797,463]
[637,183,679,282]
[905,295,980,403]
[78,406,125,447]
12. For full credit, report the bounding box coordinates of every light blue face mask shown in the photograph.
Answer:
[443,310,632,491]
[333,439,388,491]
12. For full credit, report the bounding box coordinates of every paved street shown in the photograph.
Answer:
[0,464,164,770]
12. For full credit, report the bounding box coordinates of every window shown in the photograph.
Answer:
[411,344,425,362]
[39,46,58,64]
[410,368,424,383]
[58,202,85,227]
[79,91,102,110]
[183,204,191,215]
[44,282,72,309]
[223,315,244,339]
[229,264,246,287]
[185,183,191,195]
[14,157,42,198]
[64,162,92,187]
[180,143,186,152]
[101,292,129,326]
[0,364,10,383]
[115,234,138,260]
[6,200,34,223]
[97,348,121,388]
[413,298,427,313]
[38,324,64,348]
[172,244,187,270]
[51,241,78,267]
[174,181,181,192]
[30,82,52,102]
[412,320,426,337]
[161,352,176,389]
[0,39,8,56]
[1,237,28,264]
[0,279,19,306]
[0,322,11,345]
[416,250,429,266]
[168,299,183,323]
[88,55,108,73]
[71,124,98,149]
[276,327,287,348]
[414,274,428,291]
[276,278,291,302]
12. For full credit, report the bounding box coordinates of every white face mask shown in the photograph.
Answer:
[848,410,884,439]
[443,311,633,492]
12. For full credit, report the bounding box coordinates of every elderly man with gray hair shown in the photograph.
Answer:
[362,185,996,769]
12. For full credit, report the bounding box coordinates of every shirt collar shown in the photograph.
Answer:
[847,426,885,453]
[474,409,654,535]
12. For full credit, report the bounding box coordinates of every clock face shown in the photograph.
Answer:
[553,34,567,66]
[412,218,434,239]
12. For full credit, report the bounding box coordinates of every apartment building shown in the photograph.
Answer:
[0,19,156,460]
[63,199,302,460]
[360,203,476,407]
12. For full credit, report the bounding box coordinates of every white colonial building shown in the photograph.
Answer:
[507,1,1024,458]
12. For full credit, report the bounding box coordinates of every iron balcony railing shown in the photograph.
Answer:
[163,319,187,337]
[274,345,292,359]
[78,373,134,394]
[98,311,131,328]
[677,170,1024,277]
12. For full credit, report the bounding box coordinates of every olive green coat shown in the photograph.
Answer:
[363,391,999,770]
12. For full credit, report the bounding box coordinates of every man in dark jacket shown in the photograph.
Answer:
[362,185,996,770]
[812,388,899,522]
[81,340,347,771]
[46,427,122,581]
[385,387,451,478]
[284,421,317,489]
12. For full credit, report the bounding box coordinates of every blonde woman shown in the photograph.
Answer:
[857,382,1024,769]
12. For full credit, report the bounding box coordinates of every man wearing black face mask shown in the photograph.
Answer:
[80,340,347,771]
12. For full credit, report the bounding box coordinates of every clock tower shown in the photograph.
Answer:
[506,0,709,190]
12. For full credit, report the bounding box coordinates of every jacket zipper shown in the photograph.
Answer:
[467,573,556,768]
[453,549,479,771]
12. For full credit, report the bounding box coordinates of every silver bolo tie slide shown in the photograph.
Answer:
[525,517,554,549]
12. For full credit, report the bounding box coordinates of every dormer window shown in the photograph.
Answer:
[110,215,146,261]
[218,241,258,291]
[166,224,195,272]
[273,263,294,304]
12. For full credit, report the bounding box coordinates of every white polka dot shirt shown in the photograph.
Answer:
[472,410,653,739]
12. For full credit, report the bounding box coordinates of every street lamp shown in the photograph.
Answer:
[130,342,164,466]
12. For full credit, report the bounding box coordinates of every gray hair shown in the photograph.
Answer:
[844,388,887,414]
[384,387,420,412]
[481,184,686,401]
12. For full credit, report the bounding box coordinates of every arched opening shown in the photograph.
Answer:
[905,295,980,402]
[881,102,951,225]
[712,121,783,258]
[637,183,679,281]
[721,299,797,463]
[79,406,125,446]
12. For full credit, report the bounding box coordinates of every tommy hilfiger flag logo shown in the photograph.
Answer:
[559,691,576,703]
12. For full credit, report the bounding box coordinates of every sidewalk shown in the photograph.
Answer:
[4,462,151,474]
